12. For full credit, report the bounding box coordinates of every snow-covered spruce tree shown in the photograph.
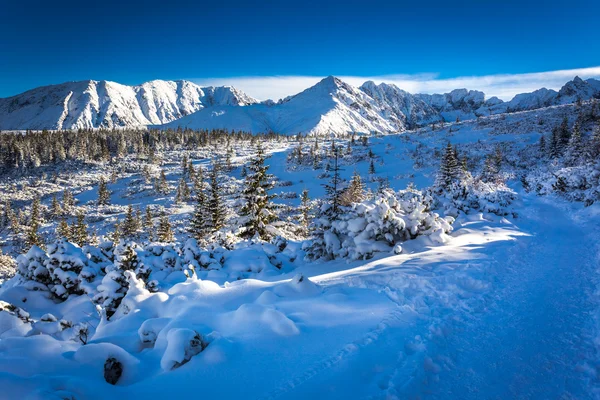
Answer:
[299,189,312,233]
[157,213,174,242]
[122,205,139,238]
[189,182,208,241]
[558,116,571,150]
[156,170,170,195]
[94,242,141,319]
[481,153,500,183]
[110,221,121,243]
[45,239,96,300]
[25,197,44,250]
[239,144,277,240]
[55,218,71,241]
[322,146,345,220]
[50,195,62,220]
[62,189,74,215]
[304,188,453,261]
[340,170,365,206]
[207,161,227,233]
[144,206,154,241]
[97,177,111,206]
[435,142,461,192]
[70,213,88,247]
[564,122,586,166]
[175,177,190,203]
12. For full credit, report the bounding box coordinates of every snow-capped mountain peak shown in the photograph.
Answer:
[0,80,258,130]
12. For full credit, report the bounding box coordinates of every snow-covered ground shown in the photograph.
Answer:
[0,101,599,399]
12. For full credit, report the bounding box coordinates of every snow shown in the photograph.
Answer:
[0,81,599,399]
[0,80,258,130]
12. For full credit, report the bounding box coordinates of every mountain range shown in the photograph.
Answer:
[1,76,599,134]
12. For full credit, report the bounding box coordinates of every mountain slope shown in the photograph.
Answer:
[163,76,402,135]
[0,80,257,130]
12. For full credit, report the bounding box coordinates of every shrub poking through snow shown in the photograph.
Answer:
[305,188,453,261]
[104,357,123,385]
[45,239,96,300]
[161,329,208,371]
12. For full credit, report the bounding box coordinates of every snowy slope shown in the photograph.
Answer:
[163,76,402,135]
[0,80,257,130]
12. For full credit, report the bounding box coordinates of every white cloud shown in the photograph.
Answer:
[191,66,600,102]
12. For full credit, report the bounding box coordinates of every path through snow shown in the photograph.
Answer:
[266,196,600,400]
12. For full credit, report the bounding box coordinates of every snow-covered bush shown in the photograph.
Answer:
[16,245,51,287]
[305,188,453,261]
[182,239,224,273]
[45,240,98,300]
[435,178,517,217]
[160,328,208,371]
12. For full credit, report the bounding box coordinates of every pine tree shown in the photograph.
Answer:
[549,126,561,158]
[565,122,586,166]
[240,165,247,178]
[157,170,170,194]
[558,117,571,150]
[482,153,500,182]
[188,160,196,182]
[71,213,88,246]
[340,170,365,206]
[435,142,460,190]
[299,189,311,232]
[56,218,71,241]
[98,177,110,206]
[63,189,74,215]
[189,184,208,241]
[539,135,547,154]
[50,195,62,220]
[122,205,138,237]
[240,144,277,239]
[369,159,376,175]
[157,213,174,242]
[25,197,43,249]
[175,177,190,203]
[322,146,345,219]
[143,206,154,241]
[207,161,227,232]
[111,221,122,243]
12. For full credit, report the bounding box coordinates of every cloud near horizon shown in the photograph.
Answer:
[192,66,600,102]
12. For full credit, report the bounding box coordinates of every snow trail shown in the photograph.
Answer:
[395,196,600,399]
[263,196,600,400]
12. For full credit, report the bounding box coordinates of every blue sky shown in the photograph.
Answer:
[1,0,599,99]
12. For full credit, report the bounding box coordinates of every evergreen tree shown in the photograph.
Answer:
[565,122,586,166]
[111,221,122,243]
[435,142,460,190]
[98,177,110,206]
[50,195,62,220]
[143,206,154,241]
[240,165,247,178]
[56,218,71,241]
[549,125,561,158]
[481,153,500,182]
[299,189,311,232]
[539,135,547,154]
[322,146,345,219]
[157,170,170,194]
[175,177,190,203]
[188,160,196,182]
[558,116,571,150]
[63,189,74,215]
[240,144,276,239]
[25,197,43,249]
[71,213,88,246]
[122,205,138,237]
[189,184,208,241]
[207,161,227,232]
[369,159,376,175]
[157,213,174,242]
[340,170,365,206]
